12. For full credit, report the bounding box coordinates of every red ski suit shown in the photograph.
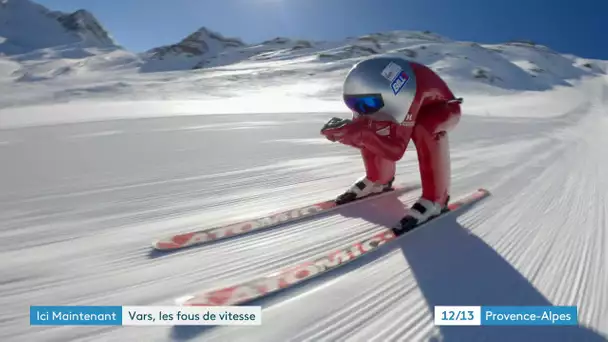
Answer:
[327,62,461,205]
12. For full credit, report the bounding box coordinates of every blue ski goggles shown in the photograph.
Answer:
[343,94,385,115]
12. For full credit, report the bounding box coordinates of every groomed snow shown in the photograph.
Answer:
[1,72,607,342]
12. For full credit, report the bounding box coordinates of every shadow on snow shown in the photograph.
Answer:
[169,190,606,342]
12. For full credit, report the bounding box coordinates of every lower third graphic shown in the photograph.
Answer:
[434,306,578,326]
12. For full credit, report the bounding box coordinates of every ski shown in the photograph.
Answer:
[153,183,421,251]
[176,188,490,306]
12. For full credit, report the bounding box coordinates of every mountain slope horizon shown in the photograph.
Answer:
[0,0,605,108]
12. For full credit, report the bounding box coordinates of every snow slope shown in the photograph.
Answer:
[1,74,607,342]
[1,53,605,117]
[0,29,604,111]
[1,2,608,341]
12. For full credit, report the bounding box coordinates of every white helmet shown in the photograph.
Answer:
[342,56,417,123]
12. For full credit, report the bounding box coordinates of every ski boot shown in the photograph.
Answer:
[335,176,395,205]
[393,196,450,235]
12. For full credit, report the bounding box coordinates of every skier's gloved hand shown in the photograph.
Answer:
[321,117,352,131]
[321,117,370,148]
[338,118,369,148]
[320,117,353,142]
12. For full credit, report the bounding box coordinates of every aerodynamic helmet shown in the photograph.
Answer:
[342,56,417,123]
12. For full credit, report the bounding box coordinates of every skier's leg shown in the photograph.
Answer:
[361,147,396,185]
[413,102,460,205]
[396,102,461,228]
[335,148,396,204]
[413,130,450,204]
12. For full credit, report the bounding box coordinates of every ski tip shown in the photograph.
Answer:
[474,188,491,197]
[152,240,180,250]
[174,295,194,306]
[446,188,491,211]
[470,188,492,200]
[175,295,211,307]
[153,232,198,250]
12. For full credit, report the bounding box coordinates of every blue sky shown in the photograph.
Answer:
[36,0,606,58]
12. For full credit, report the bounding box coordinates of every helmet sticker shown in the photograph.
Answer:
[381,61,411,95]
[390,71,410,95]
[381,62,402,82]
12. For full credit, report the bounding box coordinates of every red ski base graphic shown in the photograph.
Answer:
[176,188,490,306]
[154,183,420,251]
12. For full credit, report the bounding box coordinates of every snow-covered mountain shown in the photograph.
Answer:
[140,28,329,73]
[141,27,246,72]
[0,0,117,55]
[139,28,604,90]
[0,0,605,106]
[0,0,139,82]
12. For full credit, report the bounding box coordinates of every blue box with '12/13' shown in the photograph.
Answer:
[30,306,122,326]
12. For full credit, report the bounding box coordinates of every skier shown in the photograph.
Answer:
[320,56,462,231]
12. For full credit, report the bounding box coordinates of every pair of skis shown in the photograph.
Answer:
[152,185,490,306]
[153,183,421,251]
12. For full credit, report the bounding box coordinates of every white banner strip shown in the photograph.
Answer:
[122,306,262,326]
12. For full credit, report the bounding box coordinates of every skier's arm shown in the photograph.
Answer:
[363,99,463,161]
[359,124,412,161]
[320,116,413,159]
[320,117,365,148]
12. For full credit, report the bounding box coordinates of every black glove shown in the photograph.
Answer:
[320,117,354,142]
[321,117,352,132]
